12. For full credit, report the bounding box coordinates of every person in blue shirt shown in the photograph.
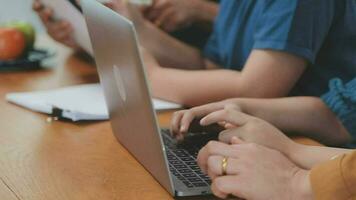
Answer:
[110,0,356,107]
[34,0,356,107]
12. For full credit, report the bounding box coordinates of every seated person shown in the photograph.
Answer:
[32,0,218,50]
[171,78,356,147]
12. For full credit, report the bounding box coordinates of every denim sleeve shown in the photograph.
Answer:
[321,78,356,145]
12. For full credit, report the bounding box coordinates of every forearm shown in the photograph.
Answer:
[148,49,309,106]
[236,97,351,145]
[148,68,245,106]
[290,143,353,170]
[137,22,206,69]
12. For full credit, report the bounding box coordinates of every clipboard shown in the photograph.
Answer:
[6,84,182,122]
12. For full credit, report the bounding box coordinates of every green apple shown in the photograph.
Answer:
[3,21,36,51]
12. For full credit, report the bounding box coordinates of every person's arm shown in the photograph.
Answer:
[195,106,353,169]
[233,97,352,146]
[148,49,307,106]
[33,0,80,50]
[145,0,219,32]
[137,20,207,69]
[111,1,208,69]
[309,151,356,200]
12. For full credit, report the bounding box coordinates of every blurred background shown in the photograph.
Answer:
[0,0,44,32]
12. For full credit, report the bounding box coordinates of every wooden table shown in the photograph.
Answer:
[0,35,321,200]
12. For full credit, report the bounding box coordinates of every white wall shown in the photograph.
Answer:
[0,0,45,32]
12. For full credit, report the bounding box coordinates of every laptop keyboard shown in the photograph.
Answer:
[161,129,212,188]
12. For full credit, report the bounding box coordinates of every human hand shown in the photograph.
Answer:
[200,106,298,160]
[170,99,242,141]
[197,141,313,200]
[144,0,204,32]
[33,0,79,49]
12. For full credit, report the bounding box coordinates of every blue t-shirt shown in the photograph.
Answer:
[322,78,356,148]
[204,0,356,96]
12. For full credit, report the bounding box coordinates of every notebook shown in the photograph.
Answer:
[6,84,182,121]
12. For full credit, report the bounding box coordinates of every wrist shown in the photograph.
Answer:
[287,142,303,164]
[288,142,316,170]
[233,99,248,114]
[291,168,314,200]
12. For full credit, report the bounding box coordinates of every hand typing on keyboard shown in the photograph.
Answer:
[170,101,242,141]
[170,117,224,141]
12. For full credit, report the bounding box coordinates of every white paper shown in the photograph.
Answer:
[41,0,94,55]
[6,84,182,121]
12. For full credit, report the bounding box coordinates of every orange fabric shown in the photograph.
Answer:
[310,152,356,200]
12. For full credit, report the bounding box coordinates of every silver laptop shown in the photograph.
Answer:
[82,0,212,196]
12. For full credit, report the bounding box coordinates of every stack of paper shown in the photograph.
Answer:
[6,84,182,121]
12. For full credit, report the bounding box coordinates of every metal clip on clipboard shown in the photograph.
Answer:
[46,107,64,123]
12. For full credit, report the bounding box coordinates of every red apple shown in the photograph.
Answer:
[0,27,26,61]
